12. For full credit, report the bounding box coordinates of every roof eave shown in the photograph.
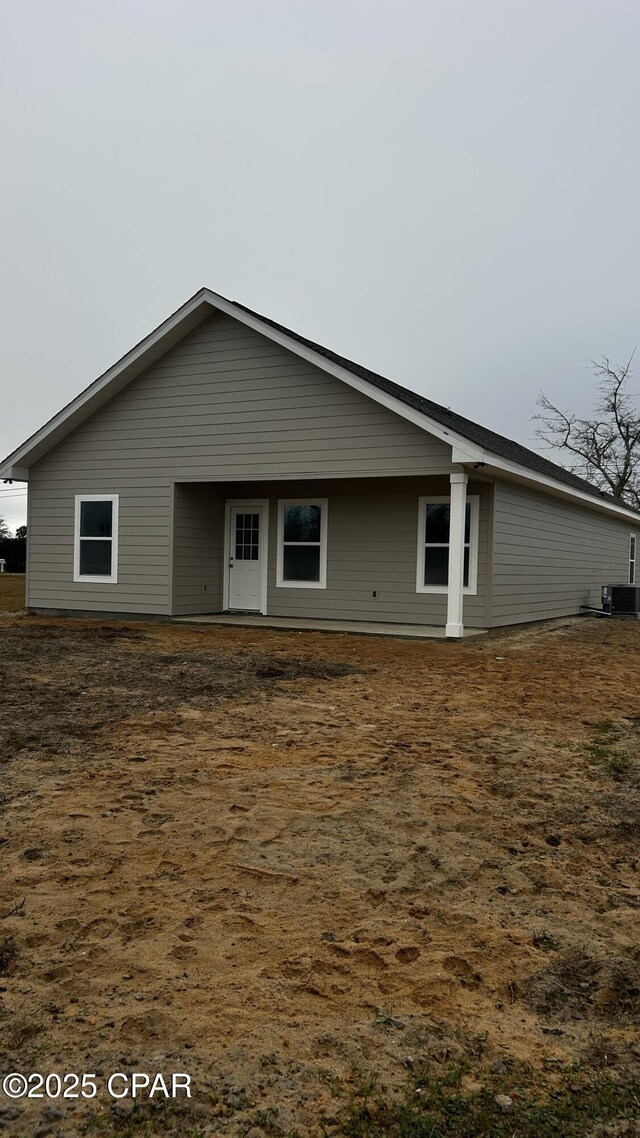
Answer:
[2,286,638,528]
[476,453,640,524]
[0,465,28,482]
[198,292,483,462]
[0,289,214,479]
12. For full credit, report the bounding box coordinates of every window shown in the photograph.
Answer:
[74,495,119,583]
[630,534,637,585]
[416,495,479,594]
[277,499,328,588]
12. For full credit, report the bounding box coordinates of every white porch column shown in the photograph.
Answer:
[446,469,468,638]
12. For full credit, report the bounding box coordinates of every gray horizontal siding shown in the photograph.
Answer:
[172,484,224,616]
[171,477,490,628]
[490,479,639,625]
[35,313,451,481]
[27,311,453,615]
[27,479,171,614]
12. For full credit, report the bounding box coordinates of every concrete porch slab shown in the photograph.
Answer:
[173,613,487,640]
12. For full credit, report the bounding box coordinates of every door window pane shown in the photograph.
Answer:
[79,539,112,576]
[283,545,321,582]
[80,499,113,537]
[235,513,259,560]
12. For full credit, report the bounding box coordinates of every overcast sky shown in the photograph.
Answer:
[2,0,639,532]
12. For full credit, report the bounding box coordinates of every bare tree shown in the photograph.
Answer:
[535,354,640,509]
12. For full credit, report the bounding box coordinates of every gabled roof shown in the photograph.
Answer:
[2,287,639,523]
[232,301,628,508]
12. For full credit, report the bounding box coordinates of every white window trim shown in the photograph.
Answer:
[630,533,637,586]
[276,498,328,589]
[416,494,479,595]
[73,494,119,584]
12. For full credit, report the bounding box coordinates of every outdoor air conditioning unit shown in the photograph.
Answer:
[601,584,640,617]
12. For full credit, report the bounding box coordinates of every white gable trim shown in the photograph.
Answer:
[0,292,212,479]
[0,288,481,480]
[198,293,483,464]
[479,457,640,524]
[1,287,639,526]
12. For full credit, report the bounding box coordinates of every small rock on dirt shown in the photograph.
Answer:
[495,1094,513,1112]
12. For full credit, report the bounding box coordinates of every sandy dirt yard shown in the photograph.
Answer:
[1,604,639,1136]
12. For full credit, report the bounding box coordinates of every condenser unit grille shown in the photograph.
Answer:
[610,585,640,614]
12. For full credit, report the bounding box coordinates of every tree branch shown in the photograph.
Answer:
[534,353,640,506]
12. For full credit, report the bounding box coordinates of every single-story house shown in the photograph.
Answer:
[2,288,639,637]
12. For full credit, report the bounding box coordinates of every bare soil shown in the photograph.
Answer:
[1,602,639,1135]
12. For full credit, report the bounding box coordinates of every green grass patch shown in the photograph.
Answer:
[334,1066,640,1138]
[584,721,635,781]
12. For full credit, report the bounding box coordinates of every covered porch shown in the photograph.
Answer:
[170,471,491,637]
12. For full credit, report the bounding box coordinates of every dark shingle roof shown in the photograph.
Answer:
[233,300,629,509]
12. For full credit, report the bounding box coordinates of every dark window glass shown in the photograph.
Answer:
[283,545,320,582]
[424,501,471,587]
[424,502,471,544]
[424,546,470,587]
[425,503,449,544]
[283,504,321,543]
[79,539,112,576]
[424,546,448,586]
[80,500,112,538]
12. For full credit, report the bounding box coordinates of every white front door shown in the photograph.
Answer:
[226,503,266,612]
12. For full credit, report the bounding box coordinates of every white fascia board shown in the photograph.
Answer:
[0,288,476,478]
[198,292,481,462]
[5,286,638,529]
[481,454,640,524]
[0,289,478,480]
[0,291,213,480]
